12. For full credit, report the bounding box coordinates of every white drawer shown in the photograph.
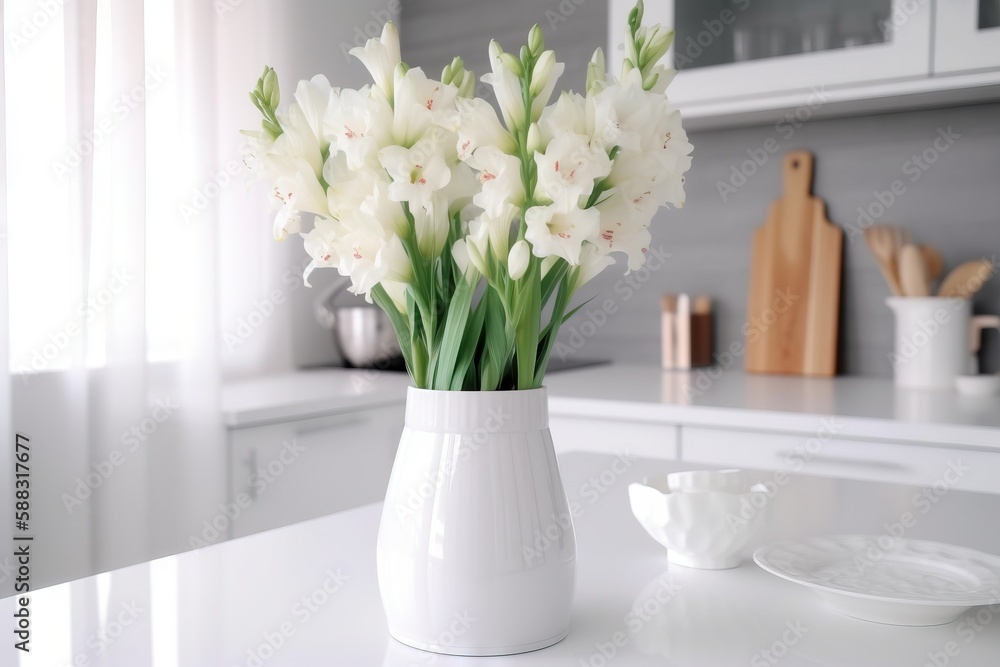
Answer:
[228,404,404,538]
[682,426,1000,494]
[549,415,678,460]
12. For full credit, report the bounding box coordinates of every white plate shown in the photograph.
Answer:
[754,535,1000,626]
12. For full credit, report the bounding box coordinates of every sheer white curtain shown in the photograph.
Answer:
[0,0,260,593]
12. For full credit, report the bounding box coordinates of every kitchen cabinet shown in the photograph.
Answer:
[609,0,1000,127]
[549,415,679,459]
[935,0,1000,73]
[227,404,404,538]
[681,425,1000,493]
[545,365,1000,494]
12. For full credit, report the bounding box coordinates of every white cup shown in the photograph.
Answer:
[886,297,971,389]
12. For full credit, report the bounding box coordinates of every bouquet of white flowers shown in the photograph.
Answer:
[245,0,692,391]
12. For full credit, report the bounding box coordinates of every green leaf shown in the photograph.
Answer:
[482,288,514,390]
[534,276,592,386]
[404,287,428,387]
[514,260,541,389]
[411,336,428,389]
[540,259,569,307]
[450,295,487,390]
[371,285,414,384]
[432,277,475,389]
[481,350,498,390]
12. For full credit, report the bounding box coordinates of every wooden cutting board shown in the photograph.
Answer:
[745,151,842,377]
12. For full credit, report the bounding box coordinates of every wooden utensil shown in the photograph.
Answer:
[746,151,842,377]
[920,244,944,283]
[937,259,996,299]
[898,244,930,297]
[864,225,908,296]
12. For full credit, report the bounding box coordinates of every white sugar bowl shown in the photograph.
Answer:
[629,469,768,570]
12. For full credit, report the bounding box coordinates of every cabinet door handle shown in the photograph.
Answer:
[245,449,258,501]
[780,451,908,471]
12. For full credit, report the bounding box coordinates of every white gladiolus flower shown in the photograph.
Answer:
[483,40,525,130]
[324,86,392,170]
[324,154,382,220]
[611,148,689,211]
[381,279,409,314]
[331,216,410,300]
[648,106,693,202]
[269,154,331,220]
[575,243,616,290]
[534,132,612,208]
[360,180,408,238]
[439,161,479,216]
[273,204,301,241]
[453,97,516,161]
[507,240,530,280]
[524,203,599,265]
[528,51,565,122]
[468,202,517,263]
[392,67,457,146]
[589,68,658,152]
[469,146,524,217]
[413,193,450,259]
[594,192,653,271]
[379,136,452,206]
[273,102,324,178]
[240,129,277,183]
[538,92,587,145]
[301,217,341,285]
[293,75,335,153]
[646,65,677,94]
[605,153,661,220]
[350,22,401,101]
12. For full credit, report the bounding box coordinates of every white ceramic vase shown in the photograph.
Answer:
[376,387,576,656]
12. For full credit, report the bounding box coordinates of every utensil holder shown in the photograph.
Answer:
[886,297,971,389]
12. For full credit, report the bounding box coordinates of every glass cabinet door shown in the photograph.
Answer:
[672,0,893,70]
[935,0,1000,73]
[609,0,932,107]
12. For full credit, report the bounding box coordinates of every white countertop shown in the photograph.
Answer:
[7,452,999,666]
[221,368,411,427]
[222,364,1000,448]
[543,364,1000,449]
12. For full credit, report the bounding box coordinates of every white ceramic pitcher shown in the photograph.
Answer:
[886,297,971,389]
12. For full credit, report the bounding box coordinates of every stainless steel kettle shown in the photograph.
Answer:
[314,277,401,367]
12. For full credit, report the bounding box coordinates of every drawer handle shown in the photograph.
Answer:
[297,414,364,436]
[781,452,908,471]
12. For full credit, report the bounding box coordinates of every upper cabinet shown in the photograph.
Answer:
[609,0,1000,128]
[935,0,1000,73]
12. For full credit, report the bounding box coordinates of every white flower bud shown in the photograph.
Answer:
[529,51,555,96]
[528,24,544,55]
[586,48,606,94]
[452,239,470,275]
[456,70,475,98]
[507,240,530,280]
[499,52,524,77]
[526,123,542,153]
